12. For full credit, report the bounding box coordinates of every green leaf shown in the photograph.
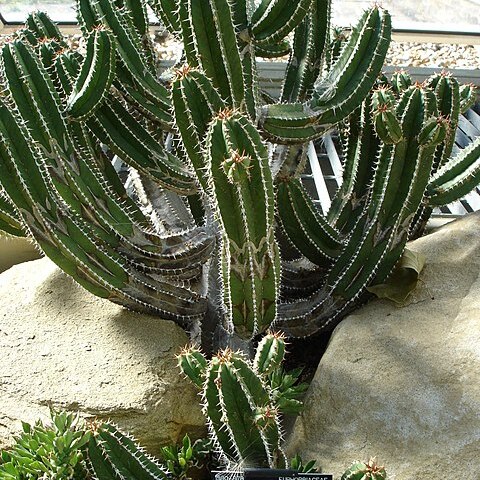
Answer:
[182,434,191,452]
[367,248,426,304]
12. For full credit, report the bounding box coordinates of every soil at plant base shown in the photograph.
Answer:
[281,291,377,384]
[284,331,333,384]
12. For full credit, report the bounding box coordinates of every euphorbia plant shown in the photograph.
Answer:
[0,0,478,354]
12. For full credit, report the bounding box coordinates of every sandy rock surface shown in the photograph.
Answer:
[0,235,40,274]
[287,212,480,479]
[0,257,205,452]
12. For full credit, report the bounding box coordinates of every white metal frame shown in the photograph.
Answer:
[306,112,480,220]
[1,13,480,43]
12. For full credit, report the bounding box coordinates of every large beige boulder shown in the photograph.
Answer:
[0,234,41,273]
[287,212,480,479]
[0,257,205,452]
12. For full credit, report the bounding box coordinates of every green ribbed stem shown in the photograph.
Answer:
[0,195,26,238]
[53,51,185,192]
[87,423,170,480]
[147,0,181,36]
[255,40,290,58]
[90,0,169,106]
[251,0,312,45]
[324,26,347,70]
[277,85,447,337]
[207,112,279,338]
[427,135,480,206]
[281,0,330,103]
[171,67,225,191]
[327,100,379,233]
[0,45,208,319]
[253,332,286,375]
[66,27,116,120]
[25,10,67,46]
[390,70,412,93]
[277,178,343,265]
[410,72,461,238]
[2,41,209,274]
[204,352,284,468]
[260,7,391,144]
[459,83,477,113]
[177,346,207,388]
[178,332,302,468]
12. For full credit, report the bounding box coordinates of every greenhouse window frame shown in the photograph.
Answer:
[0,12,80,34]
[1,10,479,43]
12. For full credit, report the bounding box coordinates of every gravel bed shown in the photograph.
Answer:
[0,32,478,70]
[150,34,480,70]
[386,41,479,69]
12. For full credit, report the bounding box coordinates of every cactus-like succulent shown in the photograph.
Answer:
[86,421,171,479]
[0,1,479,351]
[341,459,387,480]
[179,332,306,469]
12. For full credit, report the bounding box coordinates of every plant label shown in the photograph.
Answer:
[212,469,333,480]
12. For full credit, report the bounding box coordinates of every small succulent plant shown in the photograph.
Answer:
[0,410,90,479]
[341,459,387,480]
[160,435,212,480]
[289,454,318,473]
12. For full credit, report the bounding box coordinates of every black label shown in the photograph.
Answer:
[212,469,333,480]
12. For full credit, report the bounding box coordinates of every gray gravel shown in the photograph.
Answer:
[0,32,478,70]
[386,41,479,69]
[151,33,480,70]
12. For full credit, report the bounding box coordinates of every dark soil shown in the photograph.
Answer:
[284,331,333,384]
